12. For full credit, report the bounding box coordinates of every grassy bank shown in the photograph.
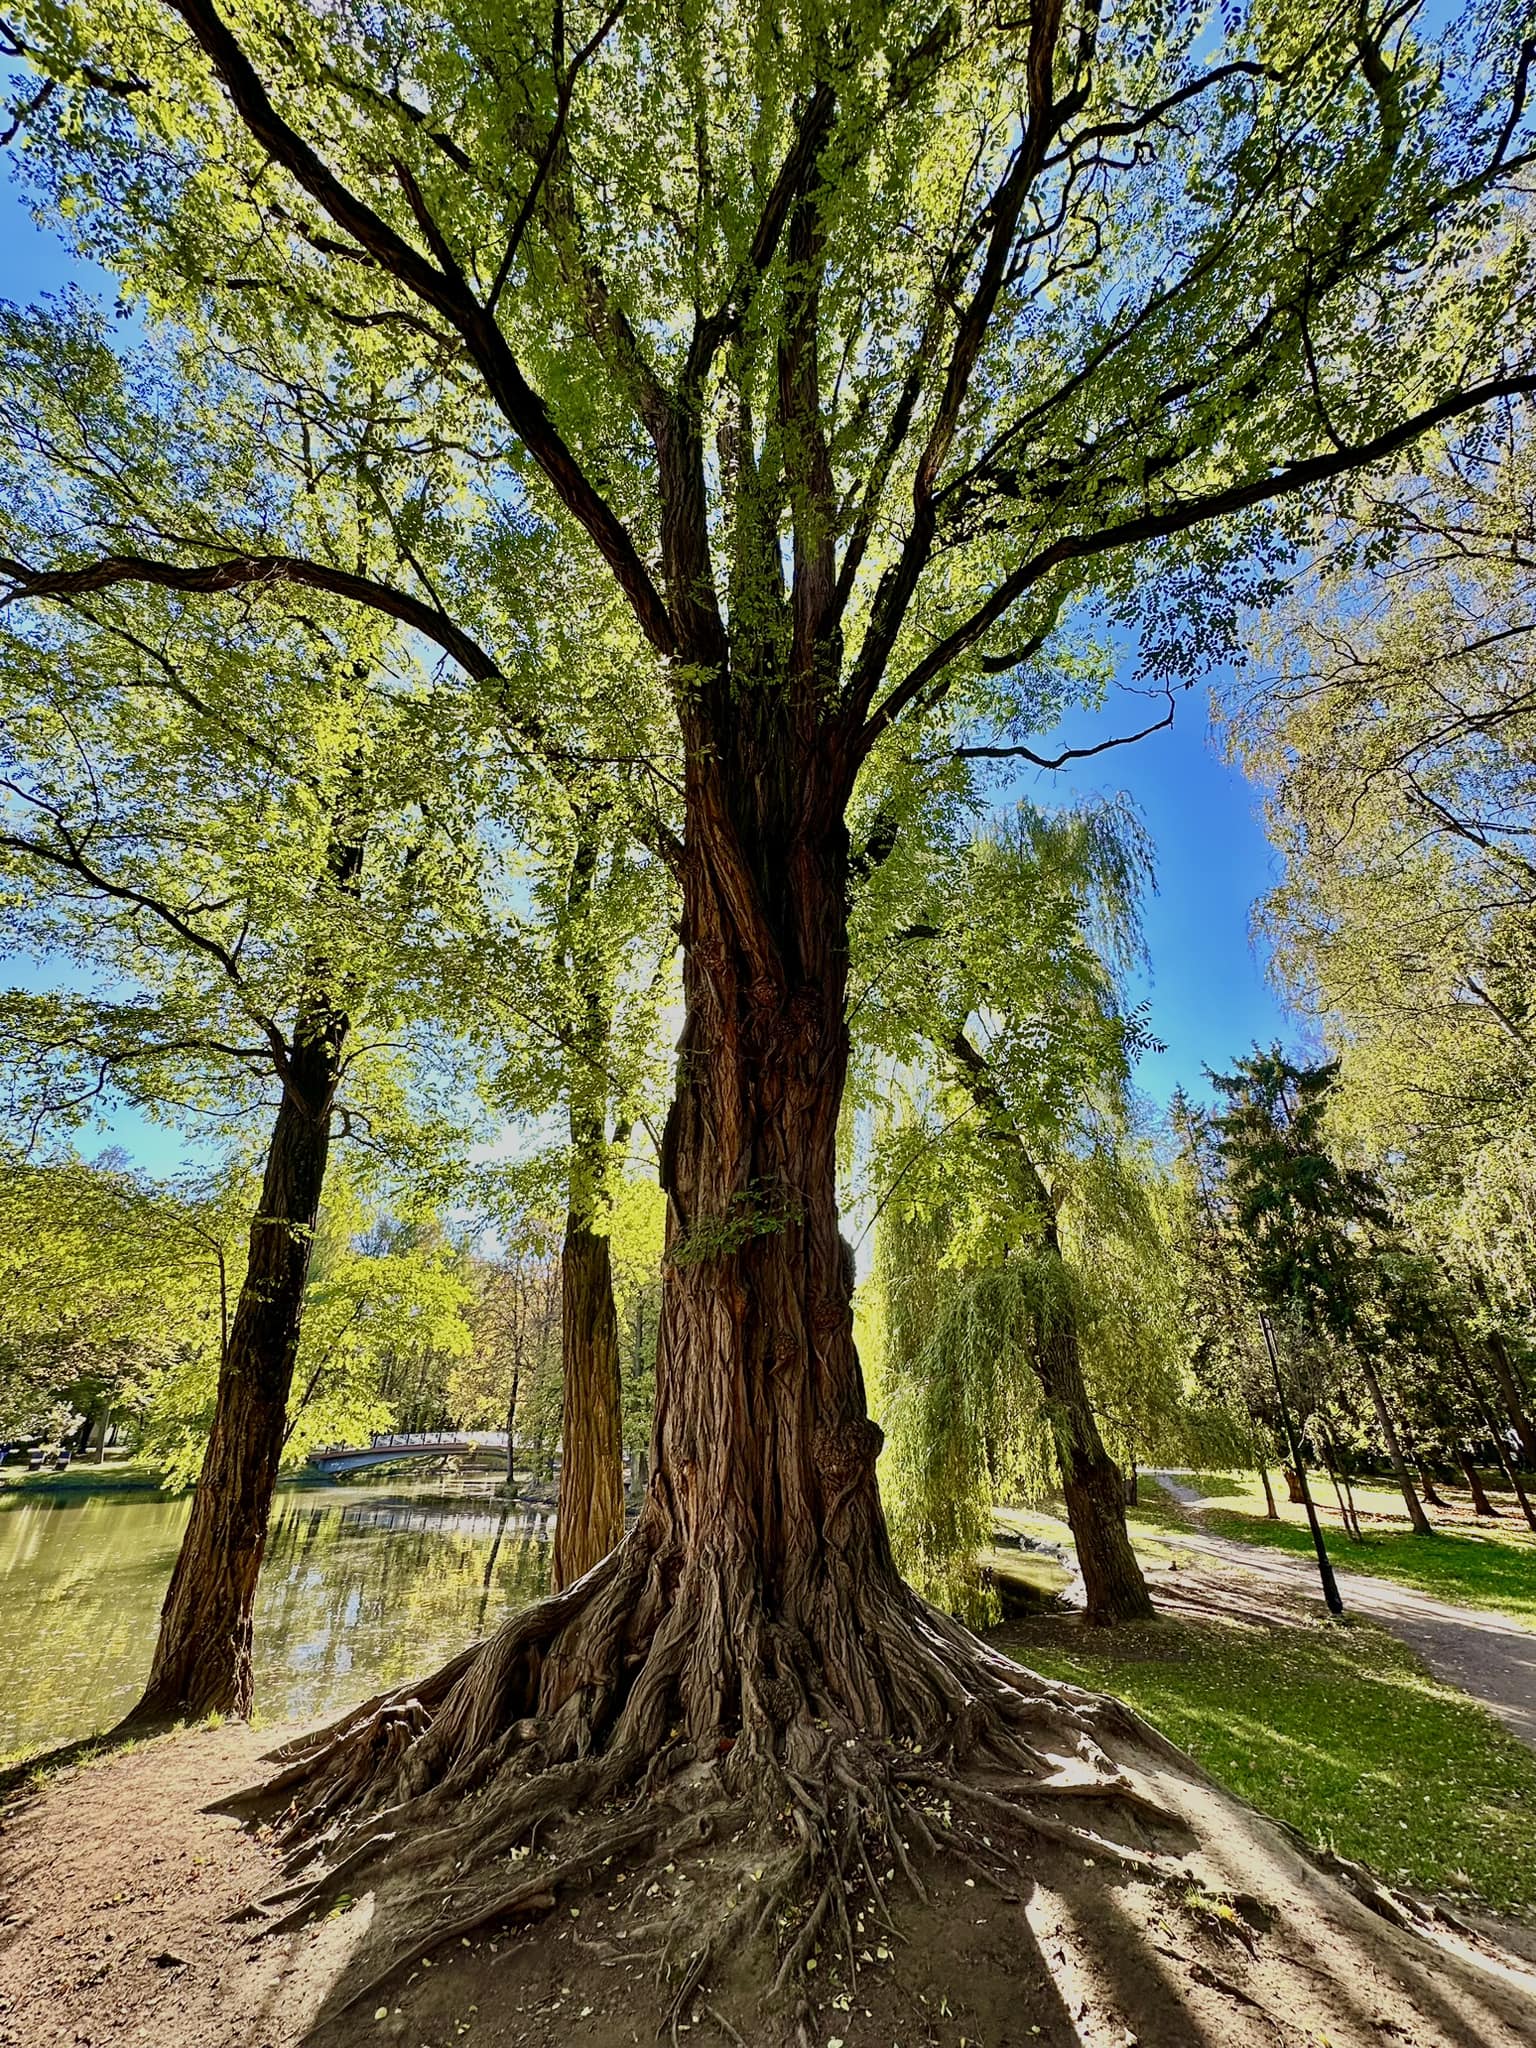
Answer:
[1164,1469,1536,1623]
[0,1459,170,1500]
[1001,1604,1536,1919]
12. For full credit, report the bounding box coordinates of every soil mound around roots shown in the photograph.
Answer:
[2,1711,1534,2048]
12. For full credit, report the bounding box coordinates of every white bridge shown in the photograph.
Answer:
[306,1429,511,1478]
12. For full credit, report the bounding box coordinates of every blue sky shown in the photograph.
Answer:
[1012,686,1296,1107]
[1,170,1293,1174]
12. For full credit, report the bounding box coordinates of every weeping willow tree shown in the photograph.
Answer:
[852,796,1171,1619]
[870,1194,1056,1622]
[868,1115,1221,1622]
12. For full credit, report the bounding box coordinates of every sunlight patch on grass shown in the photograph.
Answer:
[1009,1611,1536,1917]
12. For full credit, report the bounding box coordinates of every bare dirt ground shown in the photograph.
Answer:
[4,1690,1536,2048]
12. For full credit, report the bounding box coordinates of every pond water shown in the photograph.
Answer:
[0,1478,553,1756]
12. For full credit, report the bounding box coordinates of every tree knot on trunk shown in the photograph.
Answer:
[785,983,824,1041]
[757,1672,801,1728]
[748,971,783,1017]
[813,1415,883,1488]
[811,1294,845,1337]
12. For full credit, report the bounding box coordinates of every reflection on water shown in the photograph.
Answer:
[0,1478,552,1755]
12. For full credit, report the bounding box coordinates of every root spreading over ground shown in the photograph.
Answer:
[134,1529,1536,2048]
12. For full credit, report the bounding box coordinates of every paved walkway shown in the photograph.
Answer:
[1148,1474,1536,1754]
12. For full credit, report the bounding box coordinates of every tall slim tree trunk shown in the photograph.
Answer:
[1257,1460,1279,1519]
[1245,1411,1280,1519]
[1484,1424,1536,1534]
[552,1193,625,1590]
[504,1355,521,1489]
[944,1031,1154,1624]
[1320,1429,1362,1540]
[549,820,628,1590]
[1466,1268,1536,1463]
[123,1021,342,1725]
[1463,1371,1536,1533]
[1454,1444,1499,1516]
[1484,1332,1536,1467]
[1414,1453,1449,1509]
[1355,1352,1433,1535]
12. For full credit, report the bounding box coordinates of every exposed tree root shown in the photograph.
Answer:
[223,1525,1536,2047]
[231,1525,1206,2036]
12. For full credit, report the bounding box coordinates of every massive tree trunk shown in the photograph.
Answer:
[124,1018,343,1725]
[268,735,1155,1862]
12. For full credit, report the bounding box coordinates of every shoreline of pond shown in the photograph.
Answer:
[0,1456,564,1509]
[0,1474,563,1756]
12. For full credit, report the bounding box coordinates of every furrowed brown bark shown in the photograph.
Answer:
[631,717,906,1726]
[1040,1316,1155,1622]
[551,1199,625,1589]
[123,1014,344,1725]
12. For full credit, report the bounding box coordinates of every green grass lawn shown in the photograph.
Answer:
[1003,1607,1536,1919]
[1159,1470,1536,1624]
[0,1458,169,1499]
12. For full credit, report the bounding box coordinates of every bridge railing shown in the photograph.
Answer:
[308,1428,505,1463]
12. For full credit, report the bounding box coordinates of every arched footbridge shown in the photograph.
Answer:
[307,1429,511,1478]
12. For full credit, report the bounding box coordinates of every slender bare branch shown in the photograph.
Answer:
[855,369,1536,766]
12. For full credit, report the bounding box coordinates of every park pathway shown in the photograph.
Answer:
[1147,1474,1536,1754]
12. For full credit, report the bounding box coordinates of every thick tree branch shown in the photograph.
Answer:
[840,0,1081,732]
[943,1026,1059,1225]
[0,548,502,682]
[686,82,837,393]
[161,0,674,655]
[854,370,1536,765]
[488,0,628,316]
